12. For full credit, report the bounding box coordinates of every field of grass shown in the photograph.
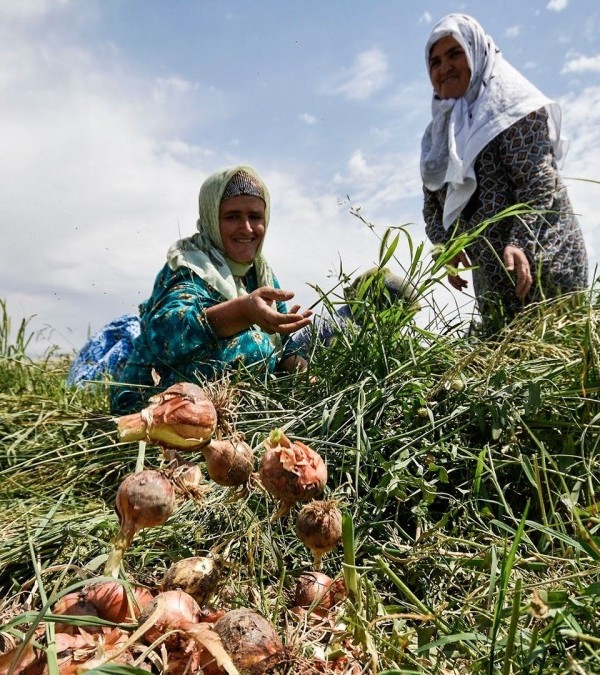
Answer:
[1,223,599,674]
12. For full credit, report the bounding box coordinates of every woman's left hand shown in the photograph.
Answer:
[503,246,532,300]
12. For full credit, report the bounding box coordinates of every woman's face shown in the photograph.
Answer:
[428,35,471,99]
[219,194,266,263]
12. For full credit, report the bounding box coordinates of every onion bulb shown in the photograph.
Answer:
[161,556,223,606]
[201,608,283,675]
[258,429,327,517]
[295,499,342,569]
[52,591,99,633]
[201,438,254,486]
[137,590,200,650]
[116,382,218,450]
[82,580,154,623]
[104,469,176,577]
[292,572,346,616]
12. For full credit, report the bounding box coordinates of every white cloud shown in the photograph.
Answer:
[561,54,600,74]
[504,25,521,38]
[324,48,390,101]
[0,0,70,20]
[299,112,317,124]
[547,0,568,11]
[419,12,432,25]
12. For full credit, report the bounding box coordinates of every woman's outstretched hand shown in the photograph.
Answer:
[245,287,312,334]
[503,245,532,300]
[447,251,470,291]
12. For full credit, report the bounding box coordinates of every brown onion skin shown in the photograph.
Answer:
[199,608,283,675]
[83,581,154,623]
[295,500,343,568]
[259,430,327,513]
[116,469,176,533]
[138,590,201,649]
[52,592,100,633]
[292,572,346,616]
[202,438,254,486]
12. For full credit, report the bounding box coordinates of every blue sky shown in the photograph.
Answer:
[1,0,598,352]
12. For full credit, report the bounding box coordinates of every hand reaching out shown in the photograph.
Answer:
[244,287,312,335]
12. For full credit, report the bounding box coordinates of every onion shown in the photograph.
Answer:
[292,572,346,616]
[52,591,99,633]
[104,469,176,577]
[258,429,327,517]
[295,500,342,569]
[82,581,154,623]
[161,556,223,606]
[137,590,201,650]
[116,382,218,450]
[201,608,283,675]
[201,438,254,486]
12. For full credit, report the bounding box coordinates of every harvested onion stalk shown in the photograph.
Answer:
[161,555,223,606]
[201,437,254,486]
[116,382,218,450]
[295,499,342,569]
[104,469,176,577]
[258,429,327,517]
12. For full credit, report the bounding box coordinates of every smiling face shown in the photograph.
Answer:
[428,35,471,100]
[218,194,266,264]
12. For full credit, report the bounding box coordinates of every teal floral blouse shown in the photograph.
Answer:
[110,264,299,414]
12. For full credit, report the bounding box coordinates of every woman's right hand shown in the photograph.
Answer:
[447,251,470,291]
[245,287,312,334]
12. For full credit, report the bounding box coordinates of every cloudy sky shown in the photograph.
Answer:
[1,0,598,353]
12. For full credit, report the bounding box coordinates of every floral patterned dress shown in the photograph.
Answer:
[110,264,299,414]
[424,108,588,325]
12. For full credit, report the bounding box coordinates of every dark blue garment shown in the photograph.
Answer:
[67,314,141,387]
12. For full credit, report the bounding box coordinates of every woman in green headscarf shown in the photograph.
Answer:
[110,165,312,414]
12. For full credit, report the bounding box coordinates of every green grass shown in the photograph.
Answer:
[0,216,599,673]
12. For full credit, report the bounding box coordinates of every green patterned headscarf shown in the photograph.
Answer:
[167,165,274,299]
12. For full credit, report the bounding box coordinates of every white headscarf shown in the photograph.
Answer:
[420,13,566,230]
[166,165,274,299]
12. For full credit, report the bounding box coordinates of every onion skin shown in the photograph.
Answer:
[259,429,327,517]
[82,581,154,623]
[116,382,218,450]
[295,500,342,569]
[138,590,201,650]
[201,608,283,675]
[201,438,254,487]
[292,572,346,616]
[161,556,223,606]
[104,470,176,577]
[52,592,100,633]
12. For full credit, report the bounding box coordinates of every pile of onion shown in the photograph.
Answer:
[201,437,254,487]
[295,499,342,569]
[161,555,223,606]
[116,382,218,450]
[104,469,176,577]
[258,429,327,517]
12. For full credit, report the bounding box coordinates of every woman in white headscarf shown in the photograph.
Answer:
[421,13,587,329]
[111,165,312,414]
